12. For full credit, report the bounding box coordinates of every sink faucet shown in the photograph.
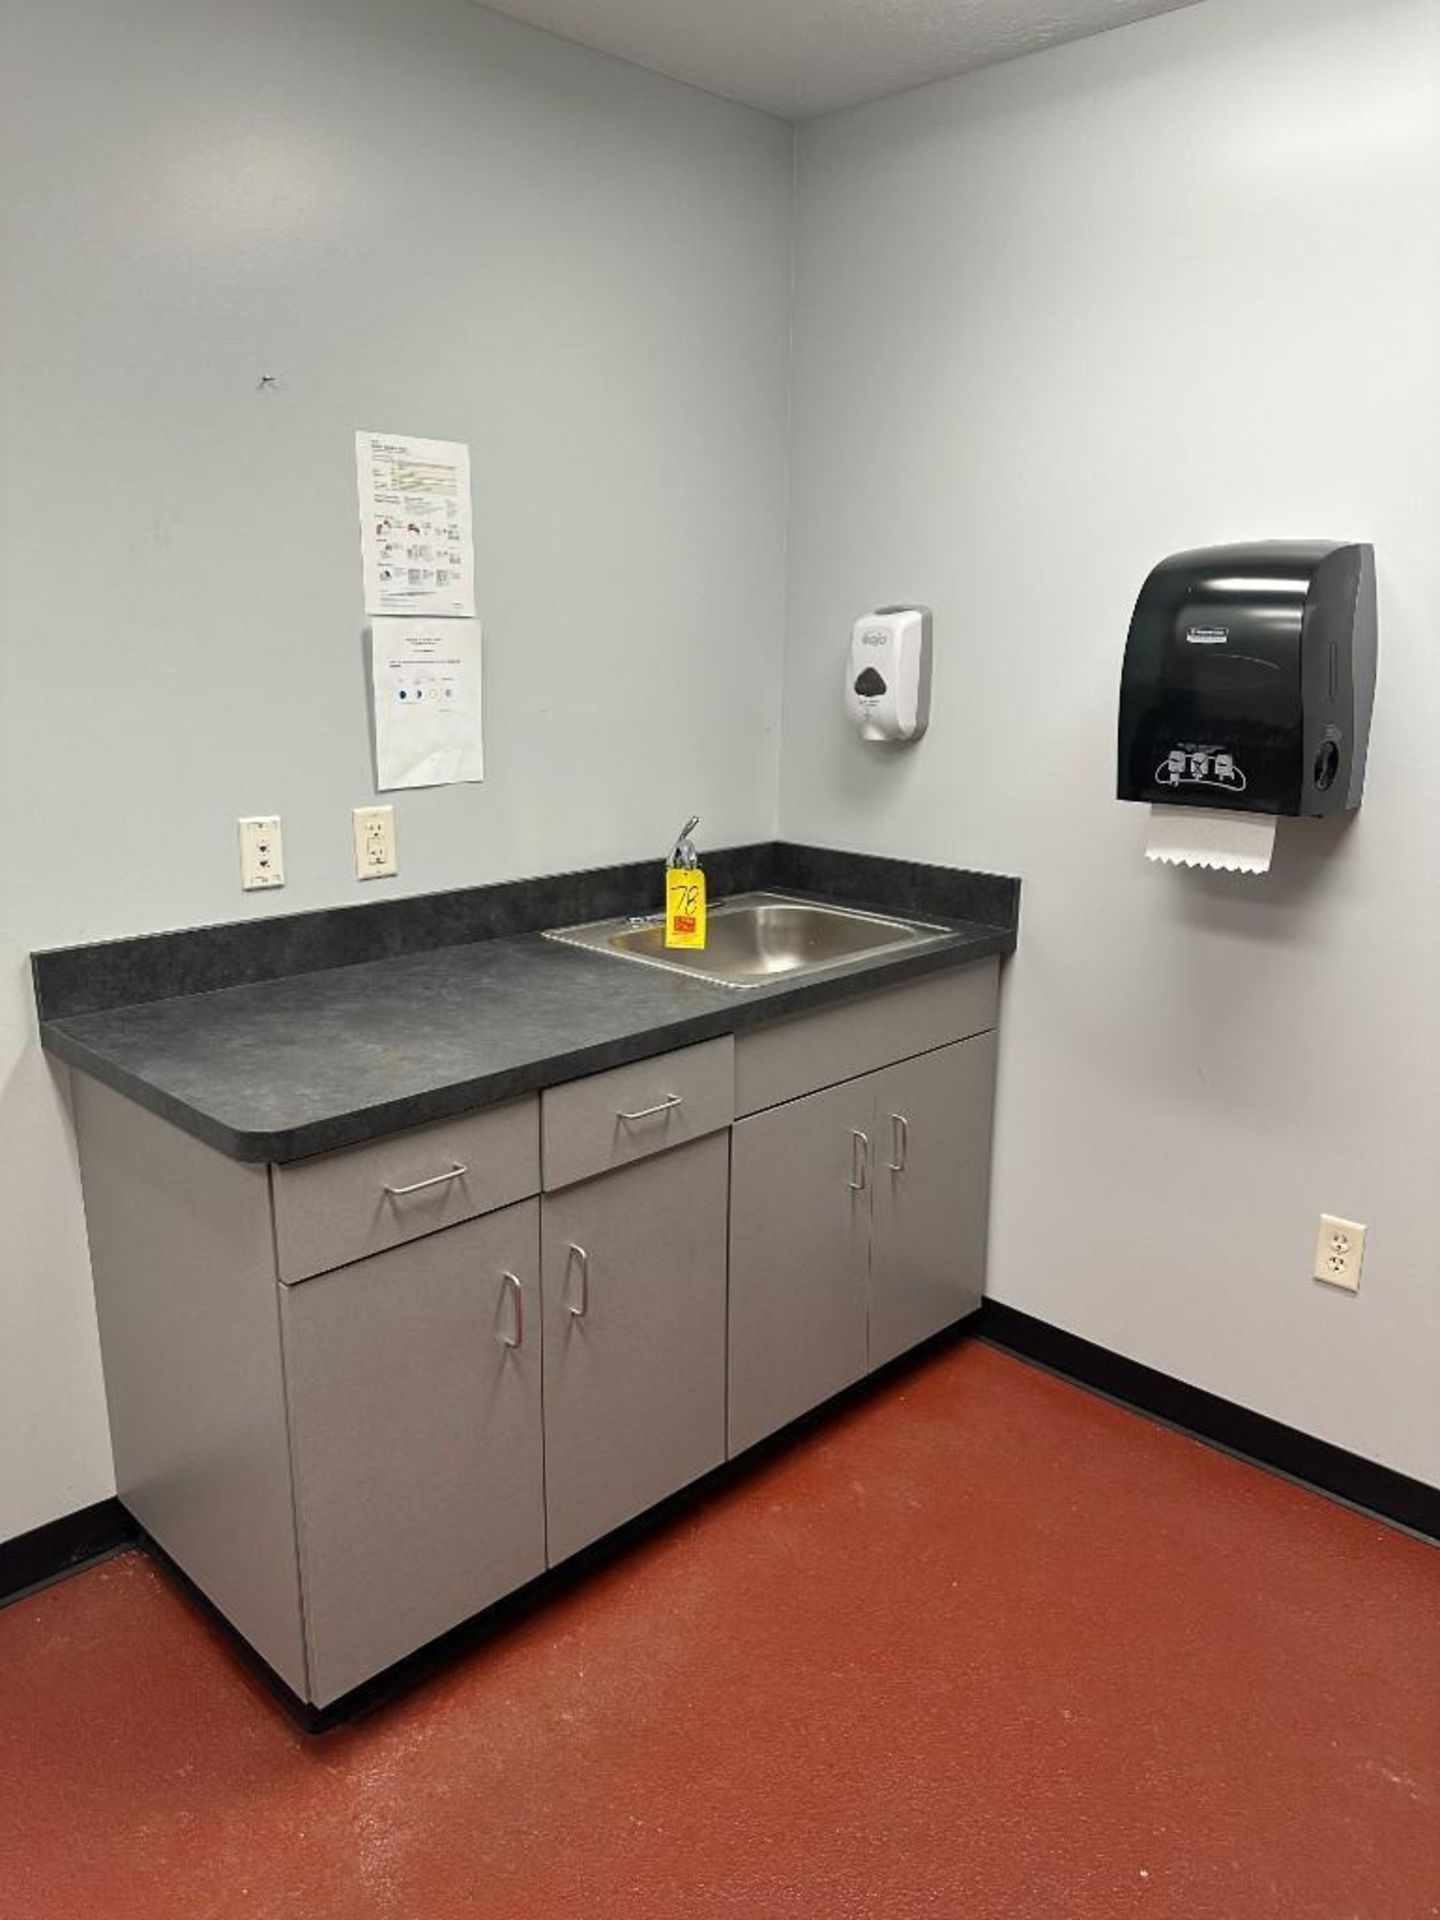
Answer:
[668,815,700,869]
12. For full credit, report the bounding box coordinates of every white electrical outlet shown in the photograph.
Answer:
[1313,1215,1365,1293]
[238,816,285,891]
[353,804,397,880]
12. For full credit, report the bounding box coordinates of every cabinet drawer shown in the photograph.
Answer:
[541,1037,734,1191]
[734,959,997,1116]
[273,1099,540,1284]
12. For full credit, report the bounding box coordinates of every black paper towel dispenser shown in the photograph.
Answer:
[1118,541,1376,817]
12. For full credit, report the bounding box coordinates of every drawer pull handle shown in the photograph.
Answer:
[848,1130,870,1193]
[567,1242,590,1318]
[887,1113,910,1175]
[500,1271,524,1349]
[616,1094,683,1123]
[383,1162,469,1199]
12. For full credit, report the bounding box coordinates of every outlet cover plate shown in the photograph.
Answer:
[353,804,397,880]
[238,816,284,891]
[1313,1214,1365,1293]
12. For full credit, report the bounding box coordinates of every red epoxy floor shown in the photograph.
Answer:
[3,1343,1438,1920]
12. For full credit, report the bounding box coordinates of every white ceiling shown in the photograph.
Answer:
[471,0,1205,121]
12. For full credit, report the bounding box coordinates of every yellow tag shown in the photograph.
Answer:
[665,867,707,949]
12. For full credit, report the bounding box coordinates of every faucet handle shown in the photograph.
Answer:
[669,815,701,869]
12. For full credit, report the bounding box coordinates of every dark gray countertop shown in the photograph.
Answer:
[43,920,1011,1162]
[35,844,1018,1163]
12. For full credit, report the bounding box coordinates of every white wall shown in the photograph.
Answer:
[0,0,793,1539]
[8,0,1438,1547]
[783,0,1440,1484]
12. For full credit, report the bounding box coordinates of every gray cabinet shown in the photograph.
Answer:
[281,1200,545,1706]
[73,960,1000,1706]
[728,1076,873,1455]
[868,1034,997,1370]
[729,1034,997,1456]
[541,1134,729,1564]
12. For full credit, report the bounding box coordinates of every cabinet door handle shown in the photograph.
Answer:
[616,1094,683,1123]
[887,1113,910,1174]
[566,1243,590,1317]
[848,1130,870,1192]
[384,1162,468,1199]
[499,1271,524,1349]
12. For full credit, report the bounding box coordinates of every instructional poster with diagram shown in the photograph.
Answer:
[371,618,484,790]
[357,430,475,618]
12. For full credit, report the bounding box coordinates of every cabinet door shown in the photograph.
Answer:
[542,1133,728,1565]
[728,1076,873,1457]
[281,1201,545,1706]
[868,1033,997,1370]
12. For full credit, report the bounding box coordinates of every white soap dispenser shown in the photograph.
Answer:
[846,605,932,742]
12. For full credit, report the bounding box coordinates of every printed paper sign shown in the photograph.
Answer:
[371,618,483,790]
[357,430,475,618]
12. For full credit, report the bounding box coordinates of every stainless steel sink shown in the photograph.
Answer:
[543,891,952,990]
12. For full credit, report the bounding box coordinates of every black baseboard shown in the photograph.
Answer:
[0,1496,139,1607]
[979,1300,1440,1544]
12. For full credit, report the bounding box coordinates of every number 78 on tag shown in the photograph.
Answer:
[665,867,707,949]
